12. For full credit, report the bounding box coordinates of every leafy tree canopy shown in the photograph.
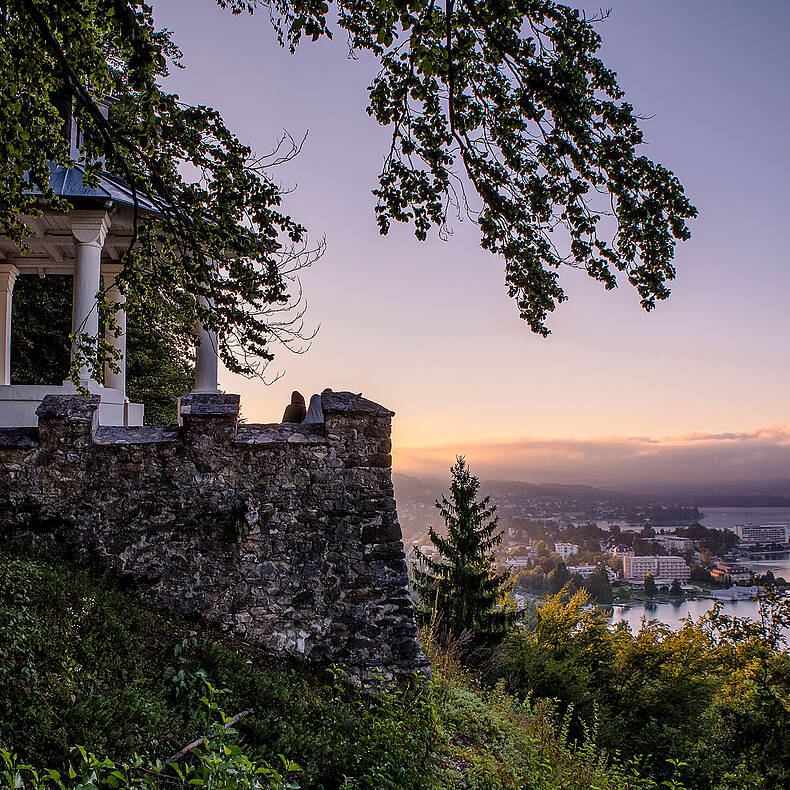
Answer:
[1,0,696,381]
[2,0,315,381]
[582,563,612,604]
[495,585,790,787]
[238,0,697,334]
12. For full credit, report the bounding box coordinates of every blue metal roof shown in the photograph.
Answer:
[31,163,161,214]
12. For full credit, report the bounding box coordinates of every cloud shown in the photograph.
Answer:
[394,424,790,488]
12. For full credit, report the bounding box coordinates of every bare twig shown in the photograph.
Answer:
[165,708,255,764]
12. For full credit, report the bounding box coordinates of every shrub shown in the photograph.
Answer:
[0,695,300,790]
[0,548,439,789]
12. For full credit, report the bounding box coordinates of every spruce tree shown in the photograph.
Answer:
[414,457,519,640]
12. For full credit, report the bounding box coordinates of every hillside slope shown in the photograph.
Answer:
[0,548,666,790]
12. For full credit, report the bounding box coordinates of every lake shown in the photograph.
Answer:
[609,597,759,633]
[700,506,790,532]
[603,507,790,636]
[599,506,790,534]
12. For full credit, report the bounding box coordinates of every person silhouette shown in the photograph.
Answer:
[282,391,307,423]
[303,393,324,424]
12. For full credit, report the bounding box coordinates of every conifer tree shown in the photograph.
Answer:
[414,457,519,640]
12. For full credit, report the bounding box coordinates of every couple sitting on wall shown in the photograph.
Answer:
[282,391,323,424]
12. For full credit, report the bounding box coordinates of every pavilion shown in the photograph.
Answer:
[0,109,219,427]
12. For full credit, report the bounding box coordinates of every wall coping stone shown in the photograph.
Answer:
[321,389,395,417]
[235,423,326,445]
[36,394,100,421]
[179,393,241,418]
[95,426,182,445]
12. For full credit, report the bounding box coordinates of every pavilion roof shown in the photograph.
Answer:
[31,163,160,215]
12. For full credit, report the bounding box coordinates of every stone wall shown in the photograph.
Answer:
[0,390,428,679]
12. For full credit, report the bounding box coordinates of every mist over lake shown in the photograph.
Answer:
[700,506,790,532]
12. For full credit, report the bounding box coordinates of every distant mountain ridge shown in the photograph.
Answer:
[395,473,663,506]
[394,473,790,509]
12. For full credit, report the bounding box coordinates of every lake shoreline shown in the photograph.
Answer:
[606,593,790,637]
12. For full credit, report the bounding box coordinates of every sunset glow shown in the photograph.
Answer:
[154,0,790,489]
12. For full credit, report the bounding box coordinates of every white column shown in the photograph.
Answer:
[70,211,110,385]
[0,263,19,386]
[192,295,220,393]
[102,264,127,393]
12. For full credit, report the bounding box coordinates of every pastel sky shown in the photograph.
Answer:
[153,0,790,487]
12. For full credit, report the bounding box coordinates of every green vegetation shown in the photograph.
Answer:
[425,638,684,790]
[675,524,739,557]
[2,700,302,790]
[492,585,790,789]
[517,551,614,603]
[581,565,614,604]
[8,276,71,386]
[2,547,700,790]
[0,548,436,788]
[125,301,193,425]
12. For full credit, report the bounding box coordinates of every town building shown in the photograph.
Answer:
[710,562,752,583]
[567,564,617,582]
[652,535,693,552]
[621,553,691,583]
[507,545,537,560]
[712,585,759,601]
[733,523,789,546]
[554,542,579,560]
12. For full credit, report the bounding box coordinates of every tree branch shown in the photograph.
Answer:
[166,708,255,764]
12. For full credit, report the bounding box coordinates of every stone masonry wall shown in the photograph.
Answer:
[0,390,429,678]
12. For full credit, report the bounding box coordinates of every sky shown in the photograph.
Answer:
[152,0,790,488]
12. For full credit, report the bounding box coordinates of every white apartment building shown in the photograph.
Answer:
[566,564,597,578]
[653,535,693,552]
[567,564,617,582]
[734,523,789,546]
[622,553,690,583]
[554,542,579,560]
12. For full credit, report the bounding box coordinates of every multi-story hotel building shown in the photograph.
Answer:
[622,553,691,583]
[734,523,789,546]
